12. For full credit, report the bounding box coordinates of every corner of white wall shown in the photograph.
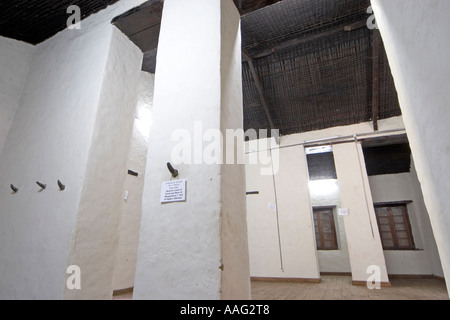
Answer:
[0,36,35,156]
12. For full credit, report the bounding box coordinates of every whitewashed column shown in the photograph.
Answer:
[333,142,390,286]
[134,0,250,300]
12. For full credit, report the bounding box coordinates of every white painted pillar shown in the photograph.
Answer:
[333,142,390,286]
[113,72,155,292]
[276,146,320,280]
[371,0,450,295]
[133,0,250,299]
[0,24,142,300]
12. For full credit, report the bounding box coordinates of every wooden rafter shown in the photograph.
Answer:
[371,29,381,131]
[248,20,367,60]
[242,50,277,136]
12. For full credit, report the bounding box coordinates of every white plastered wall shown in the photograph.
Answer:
[113,71,155,291]
[245,141,321,280]
[409,159,444,278]
[0,0,148,299]
[309,179,351,274]
[246,117,422,280]
[0,23,114,301]
[245,118,403,280]
[0,36,34,156]
[372,0,450,294]
[368,170,444,277]
[246,116,444,281]
[63,26,143,300]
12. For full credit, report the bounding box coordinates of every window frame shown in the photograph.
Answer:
[313,206,339,251]
[374,202,415,250]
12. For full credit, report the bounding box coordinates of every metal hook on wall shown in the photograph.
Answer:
[36,181,47,190]
[57,180,66,191]
[167,162,179,178]
[10,184,19,193]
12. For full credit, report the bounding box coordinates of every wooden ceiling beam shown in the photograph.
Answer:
[371,29,381,131]
[247,19,367,60]
[234,0,283,16]
[242,50,278,140]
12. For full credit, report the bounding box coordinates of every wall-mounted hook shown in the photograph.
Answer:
[36,181,47,190]
[167,162,179,178]
[57,180,66,191]
[128,170,139,177]
[10,184,19,193]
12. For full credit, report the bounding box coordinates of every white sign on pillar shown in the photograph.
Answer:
[160,179,186,203]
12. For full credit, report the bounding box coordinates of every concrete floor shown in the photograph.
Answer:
[250,275,449,300]
[113,275,448,300]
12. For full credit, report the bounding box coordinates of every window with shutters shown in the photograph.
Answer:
[313,207,338,250]
[374,203,415,250]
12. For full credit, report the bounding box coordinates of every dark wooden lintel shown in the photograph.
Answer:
[344,20,367,32]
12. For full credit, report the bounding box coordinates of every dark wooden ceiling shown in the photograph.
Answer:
[240,0,401,136]
[0,0,121,44]
[113,0,283,73]
[0,0,277,45]
[233,0,282,15]
[115,0,401,138]
[1,0,402,138]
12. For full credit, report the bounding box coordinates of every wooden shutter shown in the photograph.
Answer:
[313,207,338,250]
[375,204,415,250]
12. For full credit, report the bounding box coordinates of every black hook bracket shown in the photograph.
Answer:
[57,180,66,191]
[36,181,47,190]
[10,184,19,193]
[167,162,179,178]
